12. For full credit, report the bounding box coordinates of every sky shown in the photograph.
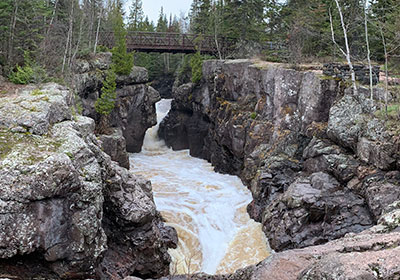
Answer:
[124,0,193,24]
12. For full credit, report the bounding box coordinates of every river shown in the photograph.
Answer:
[129,99,270,275]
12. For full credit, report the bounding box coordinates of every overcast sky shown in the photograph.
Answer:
[124,0,192,24]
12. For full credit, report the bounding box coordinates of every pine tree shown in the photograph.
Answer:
[189,0,212,34]
[222,0,266,42]
[110,2,133,75]
[95,68,117,116]
[156,7,168,32]
[190,51,203,83]
[128,0,144,31]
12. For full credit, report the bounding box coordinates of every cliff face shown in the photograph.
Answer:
[0,84,176,279]
[159,60,400,252]
[73,53,160,164]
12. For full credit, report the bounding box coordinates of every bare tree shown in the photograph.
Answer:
[363,0,373,100]
[212,1,222,60]
[94,5,104,54]
[45,0,58,38]
[62,1,74,73]
[8,0,19,65]
[379,24,389,115]
[72,14,85,65]
[330,0,358,95]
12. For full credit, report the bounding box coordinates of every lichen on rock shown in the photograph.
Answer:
[0,84,176,279]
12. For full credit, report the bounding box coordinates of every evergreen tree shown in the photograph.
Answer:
[140,16,155,32]
[190,0,212,34]
[128,0,144,31]
[156,7,168,32]
[110,2,133,75]
[222,0,266,42]
[190,51,203,83]
[95,68,117,116]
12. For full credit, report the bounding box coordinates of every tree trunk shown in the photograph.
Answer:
[72,15,84,63]
[332,0,358,95]
[62,1,74,73]
[213,4,222,60]
[46,0,58,38]
[364,0,373,100]
[94,6,103,54]
[379,24,389,116]
[8,0,18,66]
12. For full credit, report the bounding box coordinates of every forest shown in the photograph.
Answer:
[0,0,399,85]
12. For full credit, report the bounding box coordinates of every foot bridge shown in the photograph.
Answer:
[99,31,235,56]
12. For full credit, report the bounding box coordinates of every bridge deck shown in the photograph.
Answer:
[99,31,233,55]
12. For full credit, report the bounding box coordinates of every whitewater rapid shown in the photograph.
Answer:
[129,99,270,275]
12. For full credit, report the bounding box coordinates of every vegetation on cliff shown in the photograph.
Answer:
[95,68,117,116]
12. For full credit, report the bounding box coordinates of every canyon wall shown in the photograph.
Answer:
[73,52,160,168]
[159,59,400,252]
[0,83,177,279]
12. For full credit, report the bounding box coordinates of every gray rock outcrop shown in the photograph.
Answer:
[159,59,399,253]
[73,53,161,162]
[0,84,176,279]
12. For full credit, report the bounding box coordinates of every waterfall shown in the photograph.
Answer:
[130,99,270,275]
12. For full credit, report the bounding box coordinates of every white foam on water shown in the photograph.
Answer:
[130,99,269,274]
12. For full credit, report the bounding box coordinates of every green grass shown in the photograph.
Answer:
[375,104,400,119]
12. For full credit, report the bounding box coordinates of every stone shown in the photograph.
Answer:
[303,138,360,183]
[327,94,365,151]
[99,127,130,168]
[357,137,396,170]
[116,66,149,85]
[362,177,400,221]
[158,233,400,280]
[251,232,400,280]
[0,83,73,135]
[0,85,176,279]
[261,172,373,251]
[150,73,175,98]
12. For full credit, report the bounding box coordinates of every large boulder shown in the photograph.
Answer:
[99,127,130,169]
[0,84,176,279]
[261,172,373,251]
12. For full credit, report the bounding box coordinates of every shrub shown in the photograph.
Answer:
[8,51,47,84]
[9,65,35,84]
[250,112,257,119]
[95,69,117,116]
[190,51,203,84]
[96,45,110,53]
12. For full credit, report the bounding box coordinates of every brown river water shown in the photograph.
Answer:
[130,99,270,275]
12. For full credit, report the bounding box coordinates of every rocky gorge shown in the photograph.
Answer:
[1,54,400,279]
[159,59,400,278]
